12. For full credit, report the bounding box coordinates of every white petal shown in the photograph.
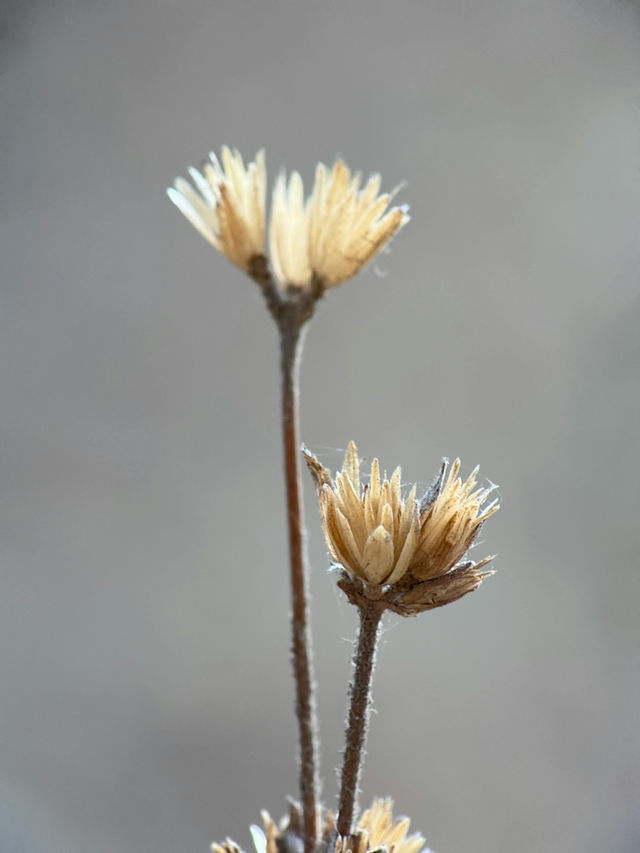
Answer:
[167,188,219,248]
[188,167,216,207]
[250,826,267,853]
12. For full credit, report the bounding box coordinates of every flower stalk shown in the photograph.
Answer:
[337,600,383,837]
[247,261,322,853]
[278,311,319,853]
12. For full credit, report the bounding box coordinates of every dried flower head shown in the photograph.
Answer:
[270,160,409,290]
[169,148,408,293]
[168,147,266,273]
[304,442,499,615]
[220,798,431,853]
[412,458,497,580]
[354,798,429,853]
[304,441,419,586]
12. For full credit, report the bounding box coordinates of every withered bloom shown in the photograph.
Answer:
[353,798,429,853]
[304,442,499,615]
[217,798,431,853]
[168,147,266,273]
[169,148,408,294]
[304,441,420,585]
[270,160,409,290]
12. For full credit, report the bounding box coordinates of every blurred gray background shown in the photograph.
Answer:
[1,1,639,851]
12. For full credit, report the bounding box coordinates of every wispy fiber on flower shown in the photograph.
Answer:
[168,147,266,272]
[169,148,408,293]
[304,442,499,615]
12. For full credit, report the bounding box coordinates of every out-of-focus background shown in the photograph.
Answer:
[1,1,639,851]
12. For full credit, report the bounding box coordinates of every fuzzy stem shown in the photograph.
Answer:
[280,321,319,853]
[337,602,383,837]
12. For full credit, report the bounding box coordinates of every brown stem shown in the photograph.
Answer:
[280,320,319,853]
[249,257,322,851]
[337,602,383,837]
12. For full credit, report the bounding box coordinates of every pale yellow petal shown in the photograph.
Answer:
[343,441,361,493]
[321,491,353,569]
[397,483,417,544]
[333,505,363,574]
[362,524,394,583]
[363,485,377,533]
[188,166,216,207]
[359,174,382,208]
[167,187,219,249]
[369,458,381,503]
[389,466,402,502]
[380,502,394,539]
[385,513,418,584]
[335,473,368,551]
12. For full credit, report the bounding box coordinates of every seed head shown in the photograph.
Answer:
[304,442,499,615]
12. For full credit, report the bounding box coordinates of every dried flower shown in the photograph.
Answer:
[168,147,266,273]
[354,798,429,853]
[270,160,409,290]
[304,441,419,585]
[412,458,498,579]
[219,798,431,853]
[169,149,408,293]
[304,442,499,615]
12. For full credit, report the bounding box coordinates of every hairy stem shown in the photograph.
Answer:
[337,602,383,837]
[280,321,319,853]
